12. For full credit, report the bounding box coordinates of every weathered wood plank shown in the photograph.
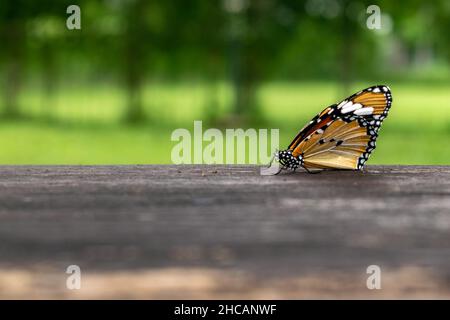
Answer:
[0,165,449,298]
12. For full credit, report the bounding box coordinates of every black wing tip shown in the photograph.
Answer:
[365,84,392,93]
[365,85,393,102]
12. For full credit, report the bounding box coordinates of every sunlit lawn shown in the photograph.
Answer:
[1,81,449,165]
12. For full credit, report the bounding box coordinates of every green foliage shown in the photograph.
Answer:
[0,1,449,164]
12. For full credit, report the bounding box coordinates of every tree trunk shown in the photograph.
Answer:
[41,40,57,121]
[123,0,146,123]
[227,9,260,124]
[338,0,356,95]
[3,20,25,118]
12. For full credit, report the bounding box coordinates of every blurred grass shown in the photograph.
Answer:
[2,81,449,165]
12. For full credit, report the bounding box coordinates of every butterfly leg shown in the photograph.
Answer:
[273,164,286,175]
[273,167,283,175]
[266,149,280,168]
[267,154,275,168]
[260,151,282,175]
[302,166,322,174]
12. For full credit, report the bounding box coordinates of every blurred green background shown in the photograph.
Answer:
[0,0,449,165]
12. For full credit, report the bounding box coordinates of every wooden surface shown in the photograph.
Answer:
[0,165,449,299]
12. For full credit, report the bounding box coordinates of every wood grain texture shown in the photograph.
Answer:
[0,165,449,299]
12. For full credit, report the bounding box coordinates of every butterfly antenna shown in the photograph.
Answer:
[266,149,279,168]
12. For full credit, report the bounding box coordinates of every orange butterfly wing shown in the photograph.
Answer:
[289,85,392,170]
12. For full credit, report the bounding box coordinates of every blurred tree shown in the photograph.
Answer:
[33,15,64,120]
[223,0,305,123]
[187,1,227,124]
[122,0,148,122]
[0,0,74,119]
[337,0,361,93]
[435,0,450,63]
[0,0,448,125]
[0,1,28,118]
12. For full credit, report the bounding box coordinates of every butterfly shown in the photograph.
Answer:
[268,85,392,174]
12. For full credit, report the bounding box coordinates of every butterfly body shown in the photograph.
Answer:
[275,85,392,173]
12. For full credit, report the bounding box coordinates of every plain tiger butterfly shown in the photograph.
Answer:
[266,85,392,174]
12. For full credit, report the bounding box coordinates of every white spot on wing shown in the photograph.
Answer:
[342,102,362,114]
[337,100,348,109]
[354,107,374,116]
